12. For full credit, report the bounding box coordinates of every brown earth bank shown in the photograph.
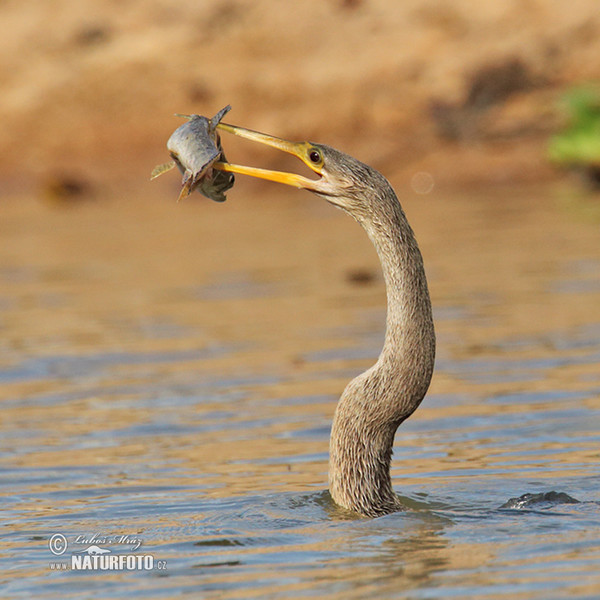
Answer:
[1,0,600,196]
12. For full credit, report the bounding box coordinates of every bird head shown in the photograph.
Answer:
[213,123,393,221]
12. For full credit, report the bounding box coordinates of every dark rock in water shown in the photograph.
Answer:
[42,173,93,206]
[500,491,580,510]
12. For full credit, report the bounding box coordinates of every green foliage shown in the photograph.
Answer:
[548,86,600,166]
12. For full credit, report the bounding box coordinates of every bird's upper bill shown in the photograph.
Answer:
[213,123,328,193]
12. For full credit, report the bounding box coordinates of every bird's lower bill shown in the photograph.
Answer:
[213,123,323,191]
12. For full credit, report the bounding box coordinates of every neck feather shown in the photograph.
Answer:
[329,190,435,517]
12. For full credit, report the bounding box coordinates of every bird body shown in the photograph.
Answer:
[213,125,436,517]
[326,154,435,515]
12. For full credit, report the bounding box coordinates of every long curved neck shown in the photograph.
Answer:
[329,191,435,517]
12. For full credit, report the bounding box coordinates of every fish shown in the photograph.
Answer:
[151,105,234,202]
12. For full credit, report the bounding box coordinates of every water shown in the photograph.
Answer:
[1,183,599,598]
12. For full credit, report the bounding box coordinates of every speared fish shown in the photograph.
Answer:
[151,105,234,202]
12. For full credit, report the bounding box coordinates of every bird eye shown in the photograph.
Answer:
[309,149,322,164]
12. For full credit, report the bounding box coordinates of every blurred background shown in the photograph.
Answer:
[2,0,600,196]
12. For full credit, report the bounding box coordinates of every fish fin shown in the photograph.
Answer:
[150,161,176,180]
[177,173,194,202]
[209,105,232,132]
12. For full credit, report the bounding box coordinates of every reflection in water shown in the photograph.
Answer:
[1,185,599,598]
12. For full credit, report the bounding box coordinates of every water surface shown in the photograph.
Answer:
[1,183,599,598]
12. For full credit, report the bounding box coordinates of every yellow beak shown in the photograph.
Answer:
[213,123,323,190]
